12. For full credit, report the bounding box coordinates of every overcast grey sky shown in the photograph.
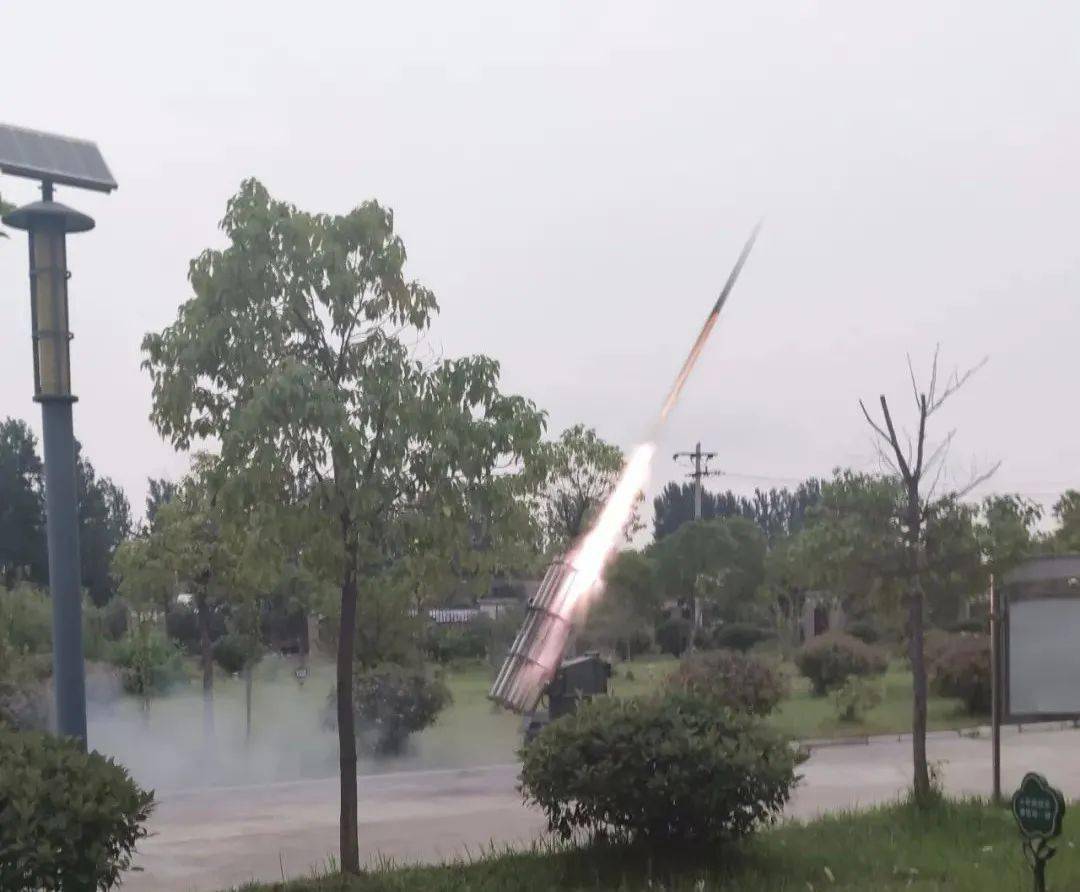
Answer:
[2,2,1078,528]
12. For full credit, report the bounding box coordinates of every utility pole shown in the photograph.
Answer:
[673,442,720,520]
[673,442,721,630]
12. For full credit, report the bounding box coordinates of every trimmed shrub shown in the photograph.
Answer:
[666,649,788,717]
[845,619,881,645]
[165,602,226,654]
[943,618,986,635]
[832,677,883,722]
[0,636,48,731]
[101,597,130,640]
[520,693,797,843]
[929,633,990,715]
[0,668,48,731]
[795,631,887,696]
[0,583,52,653]
[577,616,653,662]
[213,632,262,675]
[328,662,453,756]
[712,622,777,652]
[424,618,491,664]
[655,616,692,658]
[921,628,954,667]
[0,729,154,890]
[110,624,188,699]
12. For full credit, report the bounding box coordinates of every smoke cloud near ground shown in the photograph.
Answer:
[86,656,518,792]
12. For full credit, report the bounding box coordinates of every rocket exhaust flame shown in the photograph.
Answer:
[490,224,762,714]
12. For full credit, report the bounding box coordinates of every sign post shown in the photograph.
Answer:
[990,573,1002,804]
[1012,772,1065,892]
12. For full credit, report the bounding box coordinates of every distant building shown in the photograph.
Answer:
[477,578,541,619]
[799,591,846,642]
[428,607,480,625]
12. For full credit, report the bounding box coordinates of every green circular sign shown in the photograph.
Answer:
[1012,772,1065,841]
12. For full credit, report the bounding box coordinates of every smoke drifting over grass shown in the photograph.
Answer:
[86,657,520,791]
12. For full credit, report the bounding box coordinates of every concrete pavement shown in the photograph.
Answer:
[126,726,1080,892]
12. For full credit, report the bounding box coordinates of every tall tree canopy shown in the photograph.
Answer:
[141,179,546,873]
[77,445,134,606]
[653,479,821,542]
[116,454,275,736]
[651,517,767,625]
[0,418,131,601]
[540,424,634,552]
[0,419,46,589]
[144,477,178,532]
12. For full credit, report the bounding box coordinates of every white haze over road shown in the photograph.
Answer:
[2,3,1079,522]
[126,726,1080,891]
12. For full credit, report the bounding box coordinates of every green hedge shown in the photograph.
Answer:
[0,730,154,890]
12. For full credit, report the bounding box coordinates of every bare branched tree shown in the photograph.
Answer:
[859,346,998,804]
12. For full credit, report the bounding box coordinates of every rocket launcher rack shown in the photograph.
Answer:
[489,557,580,714]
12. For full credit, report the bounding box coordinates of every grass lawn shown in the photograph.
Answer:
[604,655,982,741]
[768,661,979,740]
[231,798,1068,890]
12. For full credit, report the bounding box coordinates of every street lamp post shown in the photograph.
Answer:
[0,123,117,747]
[5,188,95,744]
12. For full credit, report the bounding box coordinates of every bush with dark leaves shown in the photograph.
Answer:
[0,729,154,890]
[424,618,491,664]
[704,622,777,652]
[212,632,262,675]
[928,633,990,715]
[655,616,692,657]
[327,662,452,756]
[520,693,797,844]
[666,649,788,717]
[844,619,881,645]
[795,631,887,696]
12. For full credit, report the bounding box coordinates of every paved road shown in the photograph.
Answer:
[127,726,1080,892]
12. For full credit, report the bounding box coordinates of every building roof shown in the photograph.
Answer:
[1003,555,1080,586]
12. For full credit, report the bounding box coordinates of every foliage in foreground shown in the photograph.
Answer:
[520,693,797,843]
[0,730,154,891]
[229,797,1058,891]
[666,649,788,717]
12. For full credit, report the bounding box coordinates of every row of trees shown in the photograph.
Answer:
[0,419,133,602]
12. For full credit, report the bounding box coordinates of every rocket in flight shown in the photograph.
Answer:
[490,223,763,714]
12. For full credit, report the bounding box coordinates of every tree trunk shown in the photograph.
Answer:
[908,581,931,802]
[244,663,253,742]
[198,599,214,743]
[906,491,931,804]
[337,553,360,874]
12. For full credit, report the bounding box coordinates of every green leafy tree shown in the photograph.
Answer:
[580,550,659,659]
[651,517,767,627]
[144,477,178,531]
[541,424,637,552]
[113,456,272,739]
[1048,490,1080,553]
[652,479,821,542]
[977,495,1042,579]
[76,444,133,606]
[0,419,46,589]
[140,179,546,873]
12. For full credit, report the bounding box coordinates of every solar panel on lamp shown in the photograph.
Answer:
[0,123,116,193]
